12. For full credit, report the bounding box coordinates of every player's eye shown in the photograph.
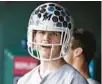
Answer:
[38,31,45,34]
[50,32,60,36]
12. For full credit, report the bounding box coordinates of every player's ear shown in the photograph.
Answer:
[73,47,83,58]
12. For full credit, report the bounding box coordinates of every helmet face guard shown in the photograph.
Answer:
[27,2,74,61]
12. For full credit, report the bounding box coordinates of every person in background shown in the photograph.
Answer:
[64,28,100,84]
[17,2,89,84]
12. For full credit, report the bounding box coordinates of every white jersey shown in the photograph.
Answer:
[17,64,88,84]
[87,78,100,84]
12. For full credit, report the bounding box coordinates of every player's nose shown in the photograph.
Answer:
[43,33,52,43]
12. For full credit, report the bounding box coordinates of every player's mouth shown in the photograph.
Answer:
[41,45,52,49]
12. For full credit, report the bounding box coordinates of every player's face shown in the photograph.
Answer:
[34,30,61,59]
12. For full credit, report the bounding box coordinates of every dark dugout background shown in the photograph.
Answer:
[0,1,101,84]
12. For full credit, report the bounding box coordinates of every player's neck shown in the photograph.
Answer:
[73,58,89,78]
[39,58,66,76]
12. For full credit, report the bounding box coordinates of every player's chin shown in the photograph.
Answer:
[40,47,51,54]
[40,51,50,56]
[40,55,50,60]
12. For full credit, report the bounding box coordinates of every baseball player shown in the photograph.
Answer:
[17,2,89,84]
[64,28,100,84]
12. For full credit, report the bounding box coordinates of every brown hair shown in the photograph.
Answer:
[70,28,96,64]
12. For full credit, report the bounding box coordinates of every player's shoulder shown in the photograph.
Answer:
[87,78,100,84]
[62,64,89,84]
[59,64,82,77]
[64,64,87,77]
[62,64,79,73]
[17,65,39,84]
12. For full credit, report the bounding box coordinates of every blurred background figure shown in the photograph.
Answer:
[64,28,100,84]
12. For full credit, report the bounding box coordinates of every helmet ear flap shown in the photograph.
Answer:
[61,44,68,56]
[60,30,69,57]
[62,28,70,56]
